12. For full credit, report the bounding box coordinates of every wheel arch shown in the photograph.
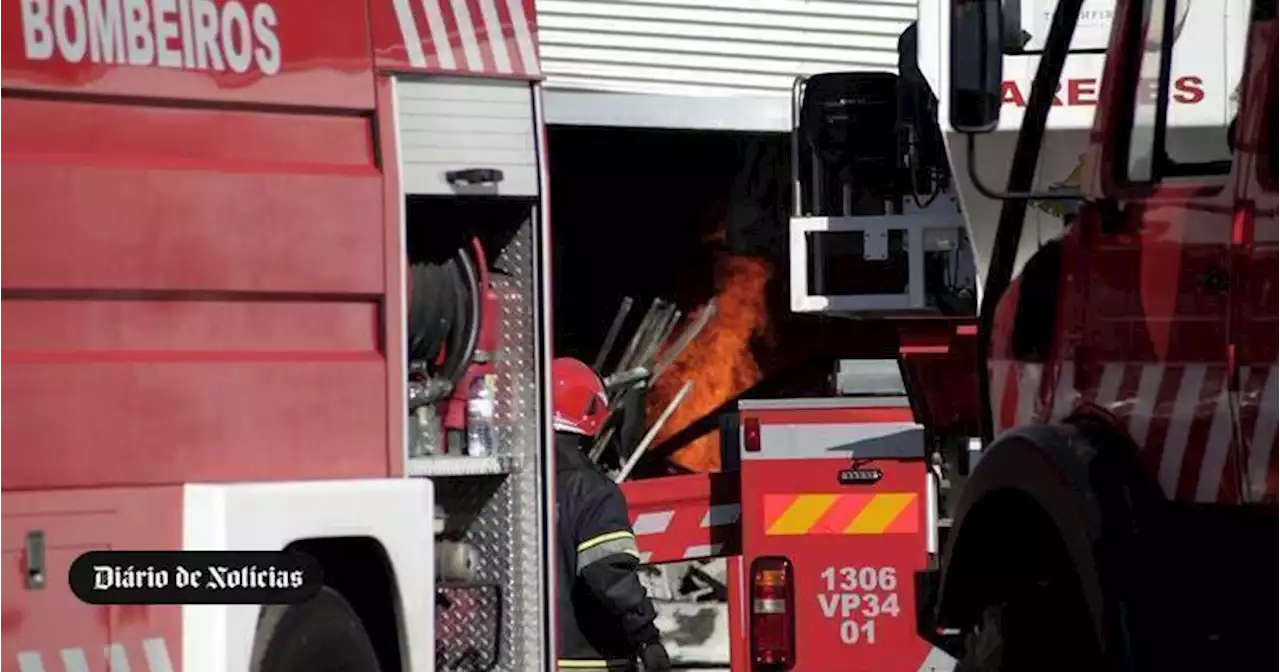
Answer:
[250,536,407,672]
[935,421,1141,648]
[181,480,435,672]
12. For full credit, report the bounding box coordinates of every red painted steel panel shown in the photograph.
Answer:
[739,457,931,672]
[2,0,375,109]
[2,300,380,354]
[2,98,376,168]
[377,74,407,477]
[3,78,393,492]
[2,487,184,670]
[2,99,382,293]
[740,407,917,425]
[3,361,389,490]
[621,472,740,565]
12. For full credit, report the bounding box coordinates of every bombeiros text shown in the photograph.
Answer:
[20,0,283,75]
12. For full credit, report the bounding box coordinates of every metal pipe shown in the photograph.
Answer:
[588,366,653,463]
[652,300,717,381]
[638,307,681,369]
[604,366,651,393]
[811,151,823,215]
[634,304,676,368]
[615,380,694,484]
[593,296,634,372]
[616,299,665,374]
[624,303,675,371]
[791,75,806,217]
[588,425,616,464]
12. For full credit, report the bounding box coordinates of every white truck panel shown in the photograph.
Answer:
[181,479,436,672]
[916,0,1248,290]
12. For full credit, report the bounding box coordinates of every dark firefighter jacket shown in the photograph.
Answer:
[555,432,660,670]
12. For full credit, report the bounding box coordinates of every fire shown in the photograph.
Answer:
[646,253,772,472]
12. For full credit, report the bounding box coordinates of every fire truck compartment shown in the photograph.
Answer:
[395,78,540,198]
[2,487,184,672]
[734,396,933,667]
[738,397,938,671]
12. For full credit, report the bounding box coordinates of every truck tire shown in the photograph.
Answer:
[258,587,383,672]
[955,580,1101,672]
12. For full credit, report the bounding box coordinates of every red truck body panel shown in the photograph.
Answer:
[2,76,390,491]
[1,0,545,492]
[736,404,932,672]
[1,488,185,671]
[984,7,1278,505]
[4,1,547,668]
[621,399,943,672]
[2,0,377,107]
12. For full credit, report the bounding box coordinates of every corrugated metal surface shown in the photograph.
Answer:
[536,0,917,98]
[396,78,539,197]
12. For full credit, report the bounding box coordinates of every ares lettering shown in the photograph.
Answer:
[1002,75,1205,107]
[20,0,282,75]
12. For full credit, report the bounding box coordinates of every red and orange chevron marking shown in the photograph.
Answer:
[763,493,919,536]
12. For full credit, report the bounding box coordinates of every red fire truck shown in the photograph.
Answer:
[617,0,1276,671]
[920,0,1278,670]
[3,0,1275,671]
[4,0,559,670]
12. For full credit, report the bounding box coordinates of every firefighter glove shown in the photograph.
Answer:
[637,640,671,672]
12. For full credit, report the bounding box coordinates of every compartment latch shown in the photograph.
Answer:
[25,530,46,590]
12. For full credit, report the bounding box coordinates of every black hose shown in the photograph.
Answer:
[439,256,468,381]
[409,261,453,366]
[440,246,482,384]
[407,243,483,387]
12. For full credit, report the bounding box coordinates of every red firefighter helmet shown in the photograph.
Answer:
[552,357,609,437]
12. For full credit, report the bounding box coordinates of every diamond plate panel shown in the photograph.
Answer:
[436,582,503,670]
[424,214,548,671]
[491,216,549,670]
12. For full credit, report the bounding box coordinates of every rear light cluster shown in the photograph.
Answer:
[744,417,762,453]
[750,556,795,670]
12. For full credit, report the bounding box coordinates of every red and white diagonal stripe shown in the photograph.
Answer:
[631,503,741,565]
[990,360,1279,505]
[389,0,540,75]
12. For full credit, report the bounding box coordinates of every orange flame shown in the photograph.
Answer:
[646,254,772,472]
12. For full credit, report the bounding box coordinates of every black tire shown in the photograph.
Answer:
[258,587,383,672]
[955,581,1102,672]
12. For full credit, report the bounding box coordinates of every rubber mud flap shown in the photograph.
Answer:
[915,569,963,658]
[258,587,382,672]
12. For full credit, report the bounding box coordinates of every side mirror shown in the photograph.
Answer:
[949,0,1004,133]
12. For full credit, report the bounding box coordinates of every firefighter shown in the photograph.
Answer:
[551,357,672,672]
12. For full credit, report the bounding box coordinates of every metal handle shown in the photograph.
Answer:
[25,530,45,590]
[445,168,505,186]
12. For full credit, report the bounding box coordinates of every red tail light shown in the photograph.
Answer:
[750,556,795,669]
[744,417,762,453]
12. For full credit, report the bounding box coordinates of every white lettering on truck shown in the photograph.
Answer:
[21,0,281,75]
[819,565,902,645]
